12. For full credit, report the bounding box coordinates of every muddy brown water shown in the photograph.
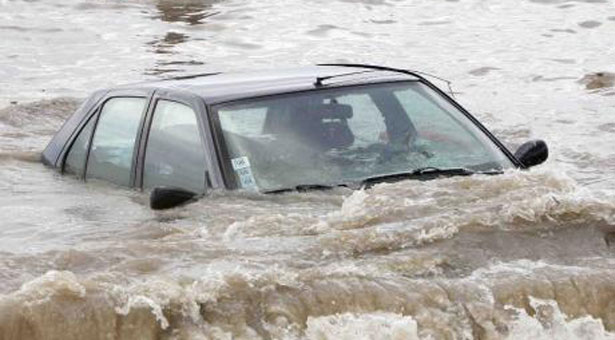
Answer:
[1,0,615,339]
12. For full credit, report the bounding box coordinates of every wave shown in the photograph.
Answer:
[2,260,615,339]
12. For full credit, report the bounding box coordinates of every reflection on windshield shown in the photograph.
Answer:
[217,82,514,191]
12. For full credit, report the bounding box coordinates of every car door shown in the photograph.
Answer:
[136,90,219,194]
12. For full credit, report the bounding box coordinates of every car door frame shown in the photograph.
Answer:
[134,89,225,192]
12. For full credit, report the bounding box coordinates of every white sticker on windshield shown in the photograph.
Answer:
[231,156,251,170]
[231,157,257,190]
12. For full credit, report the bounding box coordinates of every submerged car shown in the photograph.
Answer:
[42,64,548,209]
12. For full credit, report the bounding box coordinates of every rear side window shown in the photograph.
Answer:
[64,115,96,177]
[86,97,146,186]
[143,100,206,193]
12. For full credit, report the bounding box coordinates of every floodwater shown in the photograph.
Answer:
[1,0,615,339]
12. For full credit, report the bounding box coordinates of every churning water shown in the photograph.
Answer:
[1,0,615,339]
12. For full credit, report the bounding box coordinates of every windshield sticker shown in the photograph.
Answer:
[231,156,251,170]
[231,157,257,190]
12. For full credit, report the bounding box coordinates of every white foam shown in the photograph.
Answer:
[15,270,86,305]
[304,312,421,340]
[506,297,615,340]
[115,294,170,329]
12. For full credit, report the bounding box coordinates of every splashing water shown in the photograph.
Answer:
[1,0,615,338]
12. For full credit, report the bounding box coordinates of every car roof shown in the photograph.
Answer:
[117,65,419,105]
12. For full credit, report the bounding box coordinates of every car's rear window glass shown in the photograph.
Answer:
[64,115,96,178]
[143,100,206,193]
[86,97,146,186]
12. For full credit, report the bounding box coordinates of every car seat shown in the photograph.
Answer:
[294,103,355,150]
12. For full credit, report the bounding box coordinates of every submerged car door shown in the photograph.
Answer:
[63,89,152,187]
[136,90,221,194]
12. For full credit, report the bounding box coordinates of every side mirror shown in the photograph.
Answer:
[150,187,198,210]
[514,139,548,168]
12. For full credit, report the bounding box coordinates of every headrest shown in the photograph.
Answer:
[319,121,354,149]
[310,103,353,120]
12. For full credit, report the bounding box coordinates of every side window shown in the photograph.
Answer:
[143,100,207,193]
[64,115,96,177]
[86,97,146,186]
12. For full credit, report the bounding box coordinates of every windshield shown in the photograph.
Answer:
[215,81,514,191]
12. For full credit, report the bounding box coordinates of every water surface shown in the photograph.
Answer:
[1,0,615,338]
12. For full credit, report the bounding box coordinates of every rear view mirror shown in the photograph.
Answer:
[514,139,548,168]
[150,187,198,210]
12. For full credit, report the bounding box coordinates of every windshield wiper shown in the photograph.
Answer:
[264,167,501,193]
[361,166,492,186]
[265,183,341,194]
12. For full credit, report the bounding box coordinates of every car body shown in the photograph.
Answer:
[42,64,547,208]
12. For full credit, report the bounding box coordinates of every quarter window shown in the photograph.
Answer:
[143,100,206,193]
[64,115,96,177]
[86,97,146,186]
